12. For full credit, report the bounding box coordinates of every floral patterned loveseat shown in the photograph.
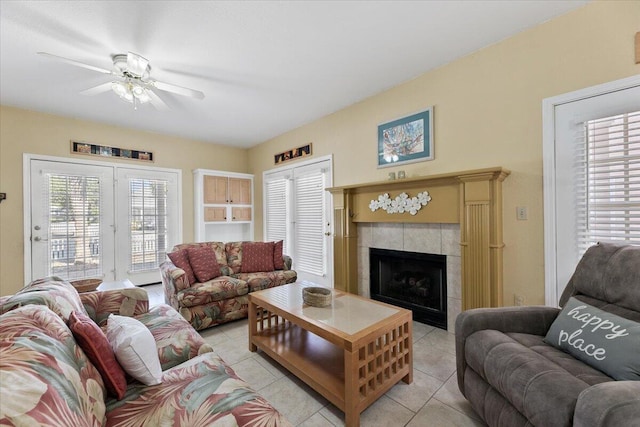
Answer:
[0,276,290,426]
[160,241,297,331]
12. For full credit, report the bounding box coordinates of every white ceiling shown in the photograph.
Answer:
[0,1,588,148]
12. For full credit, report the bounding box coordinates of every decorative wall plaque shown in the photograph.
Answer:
[274,143,312,164]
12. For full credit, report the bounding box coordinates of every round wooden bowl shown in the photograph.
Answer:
[302,287,332,307]
[70,278,102,293]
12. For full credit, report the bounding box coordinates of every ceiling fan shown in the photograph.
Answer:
[37,51,205,110]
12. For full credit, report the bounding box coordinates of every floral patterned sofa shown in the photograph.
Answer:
[0,276,290,426]
[160,241,297,330]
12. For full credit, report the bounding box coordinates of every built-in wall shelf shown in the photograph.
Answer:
[194,169,254,242]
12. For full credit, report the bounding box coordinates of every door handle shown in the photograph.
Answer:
[324,232,331,236]
[33,236,48,242]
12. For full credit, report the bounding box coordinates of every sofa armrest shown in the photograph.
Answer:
[160,260,190,293]
[574,381,640,427]
[455,306,560,397]
[80,288,149,326]
[283,255,293,271]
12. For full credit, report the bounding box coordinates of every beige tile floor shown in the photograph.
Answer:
[144,283,486,427]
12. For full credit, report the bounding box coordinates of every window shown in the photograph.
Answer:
[577,111,640,252]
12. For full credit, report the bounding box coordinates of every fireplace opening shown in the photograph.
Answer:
[370,248,447,329]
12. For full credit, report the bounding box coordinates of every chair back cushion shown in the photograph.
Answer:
[0,276,88,321]
[560,243,640,320]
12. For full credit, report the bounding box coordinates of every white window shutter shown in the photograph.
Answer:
[293,170,325,276]
[265,177,288,248]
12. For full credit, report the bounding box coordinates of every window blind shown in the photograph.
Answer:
[293,170,325,276]
[128,178,169,272]
[576,110,640,253]
[45,173,102,279]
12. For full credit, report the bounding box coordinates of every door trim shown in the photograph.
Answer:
[23,153,183,284]
[541,74,640,307]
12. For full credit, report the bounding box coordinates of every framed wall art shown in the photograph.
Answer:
[71,141,153,162]
[377,107,433,168]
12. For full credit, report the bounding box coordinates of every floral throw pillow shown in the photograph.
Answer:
[186,246,222,283]
[241,242,275,273]
[167,249,197,285]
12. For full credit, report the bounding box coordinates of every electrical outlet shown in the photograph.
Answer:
[514,294,525,306]
[516,206,528,220]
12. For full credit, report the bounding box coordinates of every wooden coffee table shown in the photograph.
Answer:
[248,283,412,427]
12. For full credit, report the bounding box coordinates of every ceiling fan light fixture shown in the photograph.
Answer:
[111,80,151,106]
[112,80,128,97]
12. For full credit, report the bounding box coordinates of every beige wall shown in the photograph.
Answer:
[0,106,248,296]
[248,1,640,306]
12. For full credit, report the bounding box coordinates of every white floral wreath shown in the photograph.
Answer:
[369,191,432,215]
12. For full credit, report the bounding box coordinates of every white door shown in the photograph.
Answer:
[27,157,181,285]
[115,168,180,284]
[264,156,334,287]
[545,79,640,305]
[30,160,116,281]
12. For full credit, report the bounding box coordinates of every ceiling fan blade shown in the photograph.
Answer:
[37,52,112,74]
[147,90,170,111]
[153,80,205,100]
[127,52,149,77]
[79,81,113,96]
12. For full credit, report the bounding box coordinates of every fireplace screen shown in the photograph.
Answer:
[370,247,447,329]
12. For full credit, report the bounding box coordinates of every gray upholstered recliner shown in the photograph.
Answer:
[455,243,640,427]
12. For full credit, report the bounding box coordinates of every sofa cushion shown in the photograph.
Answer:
[0,305,107,425]
[273,240,285,270]
[544,297,640,381]
[106,314,162,386]
[186,245,222,282]
[241,241,275,273]
[506,332,611,386]
[105,352,289,426]
[177,276,248,307]
[68,311,127,399]
[167,249,197,285]
[465,329,600,427]
[134,304,214,371]
[0,276,88,321]
[232,270,298,292]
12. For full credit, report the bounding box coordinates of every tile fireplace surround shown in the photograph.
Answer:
[358,222,461,331]
[327,167,510,315]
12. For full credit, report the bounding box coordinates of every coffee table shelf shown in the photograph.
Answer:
[249,283,412,427]
[252,322,346,407]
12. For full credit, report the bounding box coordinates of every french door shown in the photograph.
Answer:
[30,161,116,281]
[263,156,333,287]
[27,156,181,285]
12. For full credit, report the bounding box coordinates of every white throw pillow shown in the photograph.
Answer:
[106,314,162,386]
